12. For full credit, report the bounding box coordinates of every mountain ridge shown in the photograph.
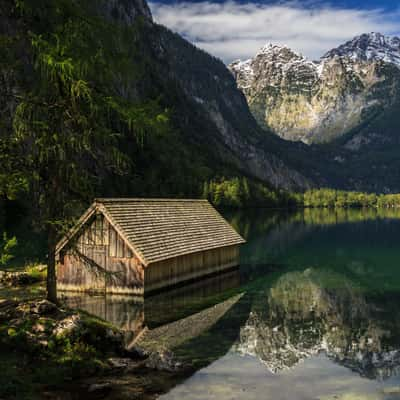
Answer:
[323,32,400,67]
[229,32,400,144]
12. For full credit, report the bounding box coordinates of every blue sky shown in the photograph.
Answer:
[149,0,400,62]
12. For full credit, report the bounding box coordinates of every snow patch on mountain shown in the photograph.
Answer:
[228,32,400,144]
[230,33,400,92]
[323,32,400,67]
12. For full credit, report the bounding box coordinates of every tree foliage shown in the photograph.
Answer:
[1,0,168,301]
[202,177,298,208]
[0,232,17,267]
[203,184,400,209]
[300,188,400,209]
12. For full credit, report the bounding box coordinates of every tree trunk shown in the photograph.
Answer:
[46,227,58,304]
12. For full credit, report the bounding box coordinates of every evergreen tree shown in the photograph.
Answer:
[2,0,167,302]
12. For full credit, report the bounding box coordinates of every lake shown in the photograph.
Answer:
[64,208,400,399]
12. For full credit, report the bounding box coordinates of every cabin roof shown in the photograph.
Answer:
[56,198,245,266]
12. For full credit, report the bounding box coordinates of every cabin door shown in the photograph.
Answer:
[92,246,107,292]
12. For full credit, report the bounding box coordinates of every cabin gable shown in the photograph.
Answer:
[57,212,145,295]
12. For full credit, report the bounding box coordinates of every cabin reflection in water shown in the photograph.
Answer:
[63,269,241,346]
[62,293,144,337]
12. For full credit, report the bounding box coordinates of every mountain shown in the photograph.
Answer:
[0,0,310,208]
[3,1,399,198]
[229,33,400,145]
[323,32,400,66]
[148,25,310,190]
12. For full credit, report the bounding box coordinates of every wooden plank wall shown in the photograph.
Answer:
[57,214,145,294]
[144,245,240,292]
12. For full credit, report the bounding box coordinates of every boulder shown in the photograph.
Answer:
[145,349,185,372]
[53,314,82,337]
[105,328,124,343]
[88,382,112,397]
[0,271,36,286]
[126,345,150,359]
[0,299,17,309]
[108,357,139,372]
[31,300,58,315]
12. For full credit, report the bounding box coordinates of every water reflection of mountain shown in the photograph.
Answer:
[65,266,400,381]
[64,208,400,389]
[236,269,400,380]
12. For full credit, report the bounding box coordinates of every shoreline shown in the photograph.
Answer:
[0,297,191,400]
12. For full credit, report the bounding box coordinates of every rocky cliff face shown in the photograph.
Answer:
[72,0,311,190]
[147,27,310,189]
[229,34,400,145]
[101,0,153,24]
[100,0,312,190]
[101,12,400,193]
[323,32,400,65]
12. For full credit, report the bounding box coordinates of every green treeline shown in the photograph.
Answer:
[301,188,400,208]
[202,178,298,208]
[202,180,400,209]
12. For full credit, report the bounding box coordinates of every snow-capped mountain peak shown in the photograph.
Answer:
[231,33,400,88]
[228,32,400,145]
[229,42,317,90]
[323,32,400,67]
[255,43,306,62]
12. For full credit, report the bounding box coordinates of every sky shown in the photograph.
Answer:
[149,0,400,63]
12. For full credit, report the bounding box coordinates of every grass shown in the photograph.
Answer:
[0,298,126,399]
[25,264,47,281]
[0,353,42,400]
[0,347,108,400]
[1,262,47,278]
[0,282,45,301]
[0,264,47,301]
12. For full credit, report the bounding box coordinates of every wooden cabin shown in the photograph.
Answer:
[56,198,245,295]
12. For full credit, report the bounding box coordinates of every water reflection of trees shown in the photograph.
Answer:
[224,208,400,274]
[296,208,400,226]
[224,208,400,242]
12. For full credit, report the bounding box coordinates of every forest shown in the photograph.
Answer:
[301,188,400,208]
[202,180,400,209]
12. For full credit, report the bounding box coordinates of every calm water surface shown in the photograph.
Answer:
[65,208,400,399]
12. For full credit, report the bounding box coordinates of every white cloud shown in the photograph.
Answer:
[149,1,400,63]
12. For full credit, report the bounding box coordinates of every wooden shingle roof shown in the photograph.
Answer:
[57,198,245,266]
